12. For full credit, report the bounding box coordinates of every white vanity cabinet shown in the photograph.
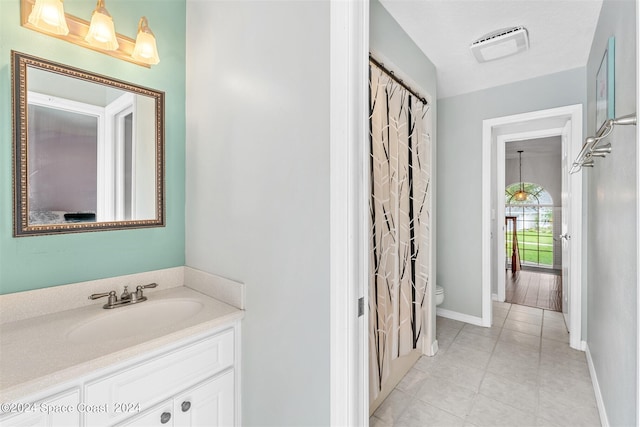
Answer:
[117,370,234,426]
[0,388,81,427]
[172,370,234,426]
[84,327,235,426]
[0,323,239,427]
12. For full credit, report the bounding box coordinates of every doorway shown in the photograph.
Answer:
[504,138,563,312]
[482,104,583,350]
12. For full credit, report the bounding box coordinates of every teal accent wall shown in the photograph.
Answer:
[0,0,186,295]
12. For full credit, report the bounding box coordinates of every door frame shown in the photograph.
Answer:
[496,127,565,301]
[482,104,583,350]
[636,3,640,423]
[329,0,369,425]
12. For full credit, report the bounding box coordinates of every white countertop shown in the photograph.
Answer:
[0,285,244,403]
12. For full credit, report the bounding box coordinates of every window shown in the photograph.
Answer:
[505,183,553,268]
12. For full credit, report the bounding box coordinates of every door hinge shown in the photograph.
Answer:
[358,297,364,317]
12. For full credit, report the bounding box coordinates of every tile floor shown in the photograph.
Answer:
[370,301,601,427]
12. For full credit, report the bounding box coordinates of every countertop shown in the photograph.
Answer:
[0,285,243,403]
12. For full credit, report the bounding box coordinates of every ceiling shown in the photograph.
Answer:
[505,137,561,159]
[379,0,603,99]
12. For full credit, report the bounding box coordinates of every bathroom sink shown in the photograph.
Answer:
[66,299,204,344]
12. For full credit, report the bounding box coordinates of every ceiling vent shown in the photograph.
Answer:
[470,26,529,63]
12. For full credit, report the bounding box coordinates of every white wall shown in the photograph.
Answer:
[585,0,637,425]
[438,70,586,317]
[185,1,330,425]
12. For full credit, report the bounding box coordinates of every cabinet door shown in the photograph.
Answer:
[0,388,80,427]
[173,370,234,427]
[85,329,234,426]
[115,400,174,427]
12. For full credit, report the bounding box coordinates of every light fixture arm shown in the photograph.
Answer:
[512,150,528,202]
[518,150,523,190]
[94,0,110,16]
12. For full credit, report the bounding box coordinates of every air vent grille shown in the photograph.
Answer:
[471,26,527,47]
[470,26,529,63]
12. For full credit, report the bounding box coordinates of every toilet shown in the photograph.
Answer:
[435,285,445,306]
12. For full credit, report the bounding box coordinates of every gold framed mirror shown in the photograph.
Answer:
[12,51,165,236]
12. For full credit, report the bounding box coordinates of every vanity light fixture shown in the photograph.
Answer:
[27,0,69,35]
[20,0,159,67]
[132,17,160,65]
[85,0,118,51]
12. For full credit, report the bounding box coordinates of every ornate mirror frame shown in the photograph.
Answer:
[12,51,165,236]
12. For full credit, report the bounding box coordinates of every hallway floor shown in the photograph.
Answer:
[506,270,562,312]
[370,302,601,426]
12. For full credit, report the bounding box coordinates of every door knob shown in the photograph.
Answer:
[559,233,571,240]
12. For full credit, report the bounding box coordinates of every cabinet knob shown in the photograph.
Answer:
[181,401,191,412]
[160,411,172,424]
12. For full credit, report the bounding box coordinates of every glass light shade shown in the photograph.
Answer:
[514,190,528,201]
[28,0,69,35]
[85,0,118,51]
[132,17,160,65]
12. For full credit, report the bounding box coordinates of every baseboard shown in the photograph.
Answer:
[422,337,439,356]
[431,339,439,356]
[585,343,610,427]
[436,307,485,327]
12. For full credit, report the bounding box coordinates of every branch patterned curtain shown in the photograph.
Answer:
[369,60,432,401]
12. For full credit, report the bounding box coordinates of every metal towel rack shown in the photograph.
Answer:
[570,113,637,174]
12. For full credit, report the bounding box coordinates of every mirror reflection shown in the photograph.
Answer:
[12,51,164,236]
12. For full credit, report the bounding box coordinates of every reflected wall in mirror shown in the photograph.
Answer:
[12,51,165,236]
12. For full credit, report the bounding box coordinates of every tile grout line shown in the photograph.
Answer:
[379,309,599,427]
[536,309,544,423]
[465,302,512,422]
[416,321,484,425]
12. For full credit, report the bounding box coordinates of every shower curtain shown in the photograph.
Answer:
[368,60,432,401]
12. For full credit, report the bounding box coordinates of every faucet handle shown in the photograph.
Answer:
[89,290,117,306]
[89,290,116,300]
[135,283,158,299]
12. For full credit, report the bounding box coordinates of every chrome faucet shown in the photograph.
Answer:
[89,283,158,309]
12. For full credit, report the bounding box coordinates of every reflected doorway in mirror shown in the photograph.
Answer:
[11,50,165,236]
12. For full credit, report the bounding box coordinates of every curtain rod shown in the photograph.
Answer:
[369,55,428,105]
